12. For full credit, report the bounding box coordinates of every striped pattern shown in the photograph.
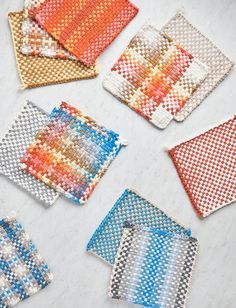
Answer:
[169,116,236,218]
[87,189,190,265]
[21,102,126,204]
[162,13,234,121]
[8,12,97,89]
[0,217,53,307]
[103,24,208,128]
[109,223,198,308]
[33,0,139,65]
[21,0,77,59]
[0,101,59,207]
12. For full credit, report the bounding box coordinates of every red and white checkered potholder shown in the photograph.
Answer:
[169,116,236,218]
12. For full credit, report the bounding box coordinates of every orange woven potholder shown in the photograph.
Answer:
[9,12,98,89]
[169,116,236,218]
[33,0,139,66]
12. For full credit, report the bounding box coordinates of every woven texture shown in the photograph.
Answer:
[21,0,77,60]
[103,24,208,128]
[21,102,126,204]
[109,223,198,308]
[0,217,53,307]
[162,13,234,121]
[169,116,236,218]
[8,12,97,89]
[87,189,190,264]
[0,101,59,206]
[33,0,139,66]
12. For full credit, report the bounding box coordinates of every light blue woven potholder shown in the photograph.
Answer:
[87,189,191,265]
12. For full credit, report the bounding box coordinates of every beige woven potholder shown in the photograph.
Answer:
[162,13,234,121]
[8,12,98,89]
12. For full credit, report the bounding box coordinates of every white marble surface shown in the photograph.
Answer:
[0,0,236,307]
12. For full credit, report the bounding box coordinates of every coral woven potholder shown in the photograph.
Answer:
[0,216,53,307]
[109,223,198,308]
[169,116,236,218]
[87,189,190,265]
[8,12,97,89]
[0,101,59,206]
[162,13,234,121]
[33,0,139,66]
[21,102,127,204]
[21,0,77,60]
[103,24,208,129]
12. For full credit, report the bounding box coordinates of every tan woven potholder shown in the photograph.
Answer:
[8,12,98,89]
[162,13,234,121]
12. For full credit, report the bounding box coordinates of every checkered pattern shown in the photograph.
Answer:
[0,101,59,206]
[109,223,198,308]
[33,0,139,65]
[103,24,208,129]
[0,217,53,307]
[21,0,77,60]
[169,116,236,217]
[162,13,234,121]
[87,189,191,265]
[8,12,98,89]
[21,102,126,204]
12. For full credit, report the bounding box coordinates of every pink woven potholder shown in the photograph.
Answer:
[169,116,236,218]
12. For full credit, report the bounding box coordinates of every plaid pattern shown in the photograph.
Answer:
[21,102,127,204]
[109,223,198,308]
[8,12,98,89]
[0,217,53,307]
[103,24,208,129]
[87,189,190,265]
[162,13,234,121]
[21,0,77,60]
[33,0,139,65]
[169,116,236,217]
[0,101,59,207]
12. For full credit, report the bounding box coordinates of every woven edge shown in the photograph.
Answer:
[0,99,60,206]
[108,223,199,307]
[8,12,99,89]
[161,12,234,122]
[33,1,139,66]
[86,188,191,256]
[168,115,236,218]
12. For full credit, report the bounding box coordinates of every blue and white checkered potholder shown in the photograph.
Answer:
[87,189,191,265]
[0,217,53,307]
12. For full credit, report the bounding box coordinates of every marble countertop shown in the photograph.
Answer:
[0,0,235,307]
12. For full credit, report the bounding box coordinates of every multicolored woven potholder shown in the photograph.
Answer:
[21,102,127,204]
[162,13,234,121]
[0,217,53,307]
[21,0,76,60]
[109,223,198,308]
[169,116,236,218]
[8,12,97,89]
[33,0,139,66]
[0,101,59,206]
[87,189,190,264]
[103,24,208,128]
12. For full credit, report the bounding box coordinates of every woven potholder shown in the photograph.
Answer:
[21,0,77,60]
[8,12,97,89]
[0,217,53,307]
[169,116,236,217]
[0,101,59,206]
[21,102,127,204]
[87,189,190,265]
[103,24,208,129]
[33,0,139,66]
[109,223,198,308]
[162,13,234,121]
